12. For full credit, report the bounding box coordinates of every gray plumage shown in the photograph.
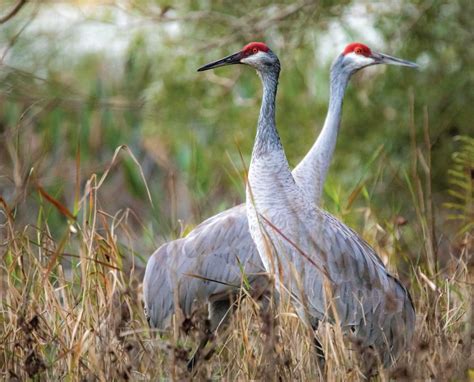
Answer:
[244,45,416,365]
[143,204,264,330]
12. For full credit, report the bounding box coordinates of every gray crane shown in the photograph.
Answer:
[198,42,417,366]
[144,42,350,335]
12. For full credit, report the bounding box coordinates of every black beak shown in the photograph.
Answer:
[197,51,244,72]
[371,52,419,68]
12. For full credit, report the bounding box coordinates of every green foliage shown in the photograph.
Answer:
[444,135,474,236]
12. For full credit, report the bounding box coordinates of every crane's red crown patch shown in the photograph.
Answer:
[343,43,372,57]
[242,42,270,56]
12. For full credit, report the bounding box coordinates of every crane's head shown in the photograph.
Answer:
[337,42,418,75]
[197,42,280,73]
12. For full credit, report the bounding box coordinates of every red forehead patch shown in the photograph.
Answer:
[343,42,372,57]
[242,42,270,56]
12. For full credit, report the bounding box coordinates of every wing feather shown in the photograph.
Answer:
[287,207,415,363]
[143,204,265,329]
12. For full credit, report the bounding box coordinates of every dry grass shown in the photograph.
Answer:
[0,145,472,381]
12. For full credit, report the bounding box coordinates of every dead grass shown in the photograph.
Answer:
[0,144,472,381]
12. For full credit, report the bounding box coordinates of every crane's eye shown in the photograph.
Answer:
[354,47,363,55]
[252,47,258,54]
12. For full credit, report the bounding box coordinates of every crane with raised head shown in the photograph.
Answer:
[198,42,417,366]
[144,42,350,335]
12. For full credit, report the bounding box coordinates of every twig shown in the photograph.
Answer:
[0,0,28,24]
[1,3,39,62]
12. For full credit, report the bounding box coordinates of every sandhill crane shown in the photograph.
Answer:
[198,42,417,366]
[144,41,351,334]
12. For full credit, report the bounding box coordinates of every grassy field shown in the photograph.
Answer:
[1,135,472,381]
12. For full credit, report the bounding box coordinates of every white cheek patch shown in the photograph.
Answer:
[345,52,373,66]
[241,51,267,65]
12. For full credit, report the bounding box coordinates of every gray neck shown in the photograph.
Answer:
[252,67,282,157]
[292,55,351,204]
[327,55,351,123]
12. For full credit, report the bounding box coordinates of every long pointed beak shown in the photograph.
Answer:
[197,51,244,72]
[372,52,419,68]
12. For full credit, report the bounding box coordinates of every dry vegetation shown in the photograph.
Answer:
[1,137,472,381]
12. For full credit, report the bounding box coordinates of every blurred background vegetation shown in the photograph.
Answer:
[0,0,472,260]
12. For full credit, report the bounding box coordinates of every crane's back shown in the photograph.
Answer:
[143,204,268,329]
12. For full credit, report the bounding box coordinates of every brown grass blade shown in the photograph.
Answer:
[97,145,154,207]
[37,184,76,221]
[184,272,240,288]
[258,213,331,281]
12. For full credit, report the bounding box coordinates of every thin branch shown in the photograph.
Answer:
[0,0,28,24]
[1,2,38,63]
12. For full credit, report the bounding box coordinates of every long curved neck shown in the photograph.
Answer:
[252,69,282,158]
[292,56,351,205]
[248,64,298,210]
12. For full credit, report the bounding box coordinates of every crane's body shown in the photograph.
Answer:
[143,204,263,330]
[247,148,415,364]
[199,42,417,365]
